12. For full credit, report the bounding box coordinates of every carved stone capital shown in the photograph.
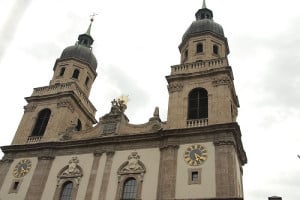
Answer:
[167,82,184,93]
[38,155,55,160]
[57,99,75,112]
[106,151,115,157]
[212,75,232,87]
[24,103,37,112]
[94,150,104,157]
[0,158,13,163]
[214,139,235,146]
[159,144,179,151]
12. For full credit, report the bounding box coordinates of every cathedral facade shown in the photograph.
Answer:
[0,2,247,200]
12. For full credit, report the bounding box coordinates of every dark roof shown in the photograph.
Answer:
[59,19,97,70]
[60,44,97,70]
[180,5,225,49]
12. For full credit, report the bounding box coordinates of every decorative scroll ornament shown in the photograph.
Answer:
[57,157,83,186]
[118,152,146,175]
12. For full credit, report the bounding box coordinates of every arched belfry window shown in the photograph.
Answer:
[59,67,65,76]
[31,109,51,136]
[197,43,203,53]
[213,45,219,55]
[75,119,82,131]
[59,181,73,200]
[72,69,80,79]
[188,88,208,119]
[122,178,137,200]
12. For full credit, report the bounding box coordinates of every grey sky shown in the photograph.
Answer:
[0,0,299,199]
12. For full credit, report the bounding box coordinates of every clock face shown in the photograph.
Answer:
[13,159,32,178]
[184,144,208,166]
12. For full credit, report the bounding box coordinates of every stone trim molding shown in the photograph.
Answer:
[98,151,115,200]
[84,152,103,200]
[157,144,179,199]
[25,157,54,200]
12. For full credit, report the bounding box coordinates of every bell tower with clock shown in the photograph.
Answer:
[163,0,247,199]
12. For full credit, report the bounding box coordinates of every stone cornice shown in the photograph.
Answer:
[166,65,234,84]
[1,123,246,164]
[25,89,97,123]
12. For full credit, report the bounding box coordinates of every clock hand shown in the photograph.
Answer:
[194,153,201,161]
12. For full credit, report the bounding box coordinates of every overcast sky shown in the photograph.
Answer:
[0,0,299,199]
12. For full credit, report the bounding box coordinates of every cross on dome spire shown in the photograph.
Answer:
[77,14,97,48]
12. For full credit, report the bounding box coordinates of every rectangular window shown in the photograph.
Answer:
[188,168,201,185]
[191,171,198,181]
[9,179,22,193]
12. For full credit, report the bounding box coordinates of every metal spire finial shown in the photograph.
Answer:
[86,13,98,35]
[202,0,207,8]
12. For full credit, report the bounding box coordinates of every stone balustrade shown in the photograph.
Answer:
[171,57,228,75]
[32,82,96,115]
[27,136,42,144]
[186,118,208,128]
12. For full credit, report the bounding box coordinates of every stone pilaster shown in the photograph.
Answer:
[25,155,54,200]
[157,144,179,200]
[98,151,115,200]
[0,158,13,190]
[84,150,103,200]
[214,140,238,197]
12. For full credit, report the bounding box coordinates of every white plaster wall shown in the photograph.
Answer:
[91,153,106,200]
[105,148,160,200]
[0,157,38,200]
[175,142,216,199]
[40,153,93,200]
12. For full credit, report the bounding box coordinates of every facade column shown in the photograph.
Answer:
[214,140,238,197]
[84,150,103,200]
[0,158,13,190]
[25,155,54,200]
[98,151,115,200]
[157,144,179,200]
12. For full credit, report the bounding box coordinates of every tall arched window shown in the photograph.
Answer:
[122,178,137,200]
[31,109,51,136]
[75,119,82,131]
[188,88,208,119]
[60,181,73,200]
[72,69,80,79]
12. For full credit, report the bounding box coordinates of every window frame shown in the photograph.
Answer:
[213,44,219,55]
[59,67,66,77]
[59,181,73,200]
[188,88,208,120]
[72,69,80,79]
[188,168,202,185]
[121,178,137,200]
[31,108,51,136]
[196,43,203,54]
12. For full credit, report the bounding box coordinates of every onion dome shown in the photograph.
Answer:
[180,0,224,49]
[60,18,97,70]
